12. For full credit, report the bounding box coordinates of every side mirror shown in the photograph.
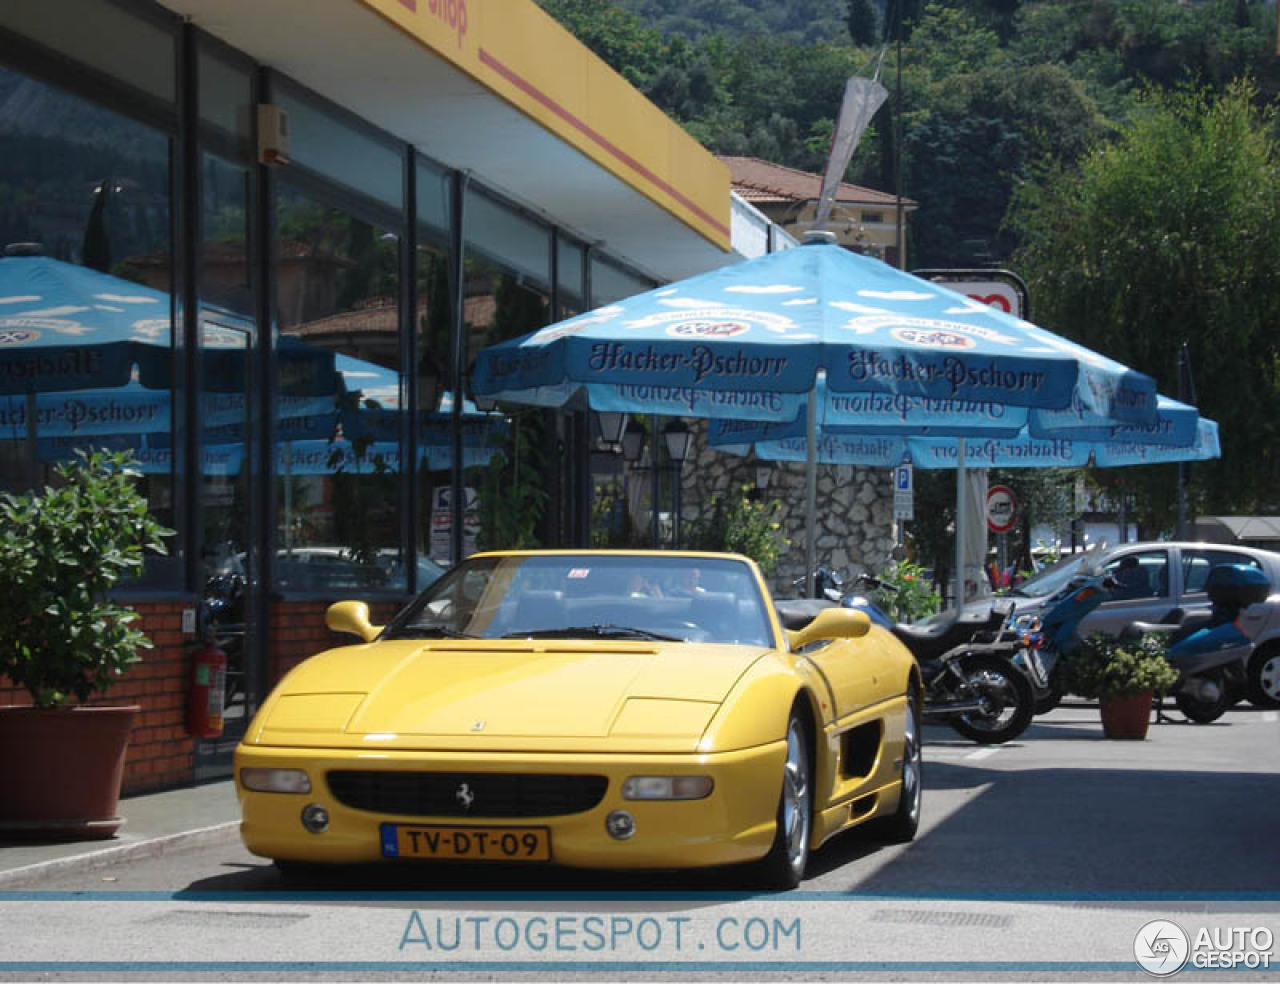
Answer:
[788,607,871,650]
[325,600,383,642]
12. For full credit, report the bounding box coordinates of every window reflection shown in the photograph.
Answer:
[0,65,175,580]
[463,250,551,553]
[274,184,403,593]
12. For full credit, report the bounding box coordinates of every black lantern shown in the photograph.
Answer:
[622,419,646,463]
[595,411,628,450]
[662,420,692,467]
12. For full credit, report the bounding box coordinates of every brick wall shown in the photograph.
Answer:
[0,601,196,795]
[1,597,407,796]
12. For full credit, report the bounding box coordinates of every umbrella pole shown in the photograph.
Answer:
[805,383,818,597]
[954,438,966,611]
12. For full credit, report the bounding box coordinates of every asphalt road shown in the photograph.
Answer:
[3,701,1280,982]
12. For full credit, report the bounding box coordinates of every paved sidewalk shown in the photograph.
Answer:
[0,779,239,888]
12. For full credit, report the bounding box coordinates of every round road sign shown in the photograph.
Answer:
[986,485,1018,534]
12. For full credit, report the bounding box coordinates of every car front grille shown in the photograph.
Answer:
[326,770,609,818]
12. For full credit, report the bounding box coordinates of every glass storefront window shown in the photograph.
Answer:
[461,243,552,555]
[0,0,177,108]
[557,238,585,317]
[465,188,551,293]
[274,78,404,215]
[591,255,653,306]
[274,183,404,594]
[0,64,176,580]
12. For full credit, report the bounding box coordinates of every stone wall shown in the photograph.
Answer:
[681,421,896,596]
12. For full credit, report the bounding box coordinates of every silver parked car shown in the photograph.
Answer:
[991,541,1280,707]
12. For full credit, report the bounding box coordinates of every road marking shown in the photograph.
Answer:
[966,748,1000,760]
[1264,712,1278,723]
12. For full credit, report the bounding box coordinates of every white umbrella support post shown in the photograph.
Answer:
[953,437,966,611]
[805,382,818,598]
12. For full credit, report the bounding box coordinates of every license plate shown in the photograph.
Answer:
[381,823,551,862]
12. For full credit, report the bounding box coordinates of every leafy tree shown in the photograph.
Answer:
[1009,79,1280,515]
[847,0,881,46]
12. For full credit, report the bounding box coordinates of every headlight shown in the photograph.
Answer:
[622,776,714,800]
[239,767,312,794]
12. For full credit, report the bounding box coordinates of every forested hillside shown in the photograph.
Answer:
[540,0,1278,268]
[539,0,1280,529]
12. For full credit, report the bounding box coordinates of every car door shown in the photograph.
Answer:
[803,630,904,723]
[1079,548,1175,636]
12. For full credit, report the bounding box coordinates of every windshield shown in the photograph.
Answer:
[384,554,774,647]
[1009,551,1093,599]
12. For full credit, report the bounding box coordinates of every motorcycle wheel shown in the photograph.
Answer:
[1174,670,1231,724]
[1034,666,1065,716]
[947,653,1036,745]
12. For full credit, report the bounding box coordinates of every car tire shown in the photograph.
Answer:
[863,683,922,843]
[1246,645,1280,708]
[747,706,813,891]
[948,654,1035,745]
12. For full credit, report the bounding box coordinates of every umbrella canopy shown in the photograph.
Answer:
[713,415,1220,469]
[471,242,1162,596]
[710,392,1208,460]
[0,256,337,396]
[472,243,1157,426]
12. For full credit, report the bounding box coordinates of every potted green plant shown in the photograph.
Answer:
[1059,633,1180,739]
[0,449,172,838]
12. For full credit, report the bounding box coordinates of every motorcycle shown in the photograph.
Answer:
[799,568,1035,745]
[1120,562,1270,724]
[999,564,1121,715]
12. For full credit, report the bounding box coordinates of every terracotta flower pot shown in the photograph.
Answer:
[0,705,139,840]
[1099,690,1153,740]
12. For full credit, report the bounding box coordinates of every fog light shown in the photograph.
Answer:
[301,803,330,834]
[240,768,311,794]
[605,810,636,840]
[623,775,714,800]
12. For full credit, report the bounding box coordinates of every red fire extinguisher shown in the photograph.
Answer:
[188,630,227,739]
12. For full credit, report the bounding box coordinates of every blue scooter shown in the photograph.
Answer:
[1122,563,1270,723]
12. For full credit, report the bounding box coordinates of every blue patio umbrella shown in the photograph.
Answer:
[472,242,1160,592]
[0,256,338,395]
[712,414,1220,469]
[712,390,1216,599]
[472,244,1157,425]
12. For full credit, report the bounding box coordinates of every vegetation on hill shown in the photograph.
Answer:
[539,0,1280,559]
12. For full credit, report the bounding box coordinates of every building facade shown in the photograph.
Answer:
[0,0,895,793]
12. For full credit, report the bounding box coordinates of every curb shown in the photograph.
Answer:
[0,820,240,889]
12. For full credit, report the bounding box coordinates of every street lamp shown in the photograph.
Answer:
[663,420,692,466]
[663,420,692,547]
[622,419,646,463]
[595,411,627,451]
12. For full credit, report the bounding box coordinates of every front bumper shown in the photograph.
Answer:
[234,742,786,869]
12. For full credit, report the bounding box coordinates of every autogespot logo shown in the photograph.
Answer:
[1134,919,1190,977]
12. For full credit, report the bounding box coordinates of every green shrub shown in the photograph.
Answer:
[686,484,788,576]
[0,450,173,708]
[1059,633,1179,703]
[872,560,941,622]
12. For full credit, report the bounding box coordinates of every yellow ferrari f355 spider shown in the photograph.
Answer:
[235,550,922,889]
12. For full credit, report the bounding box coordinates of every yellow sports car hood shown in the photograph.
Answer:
[249,639,770,751]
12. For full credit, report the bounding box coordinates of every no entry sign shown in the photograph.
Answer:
[986,485,1018,534]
